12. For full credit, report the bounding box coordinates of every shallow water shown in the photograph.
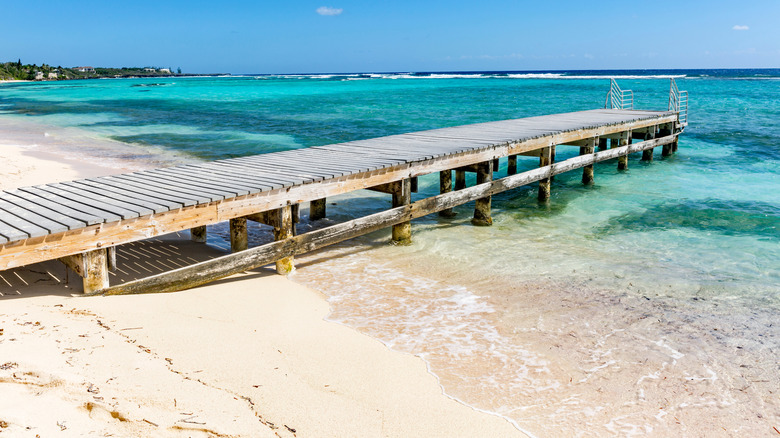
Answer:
[2,71,779,436]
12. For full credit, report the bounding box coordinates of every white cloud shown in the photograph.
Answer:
[732,25,749,31]
[317,6,343,16]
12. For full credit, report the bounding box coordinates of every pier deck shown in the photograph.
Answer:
[0,108,683,294]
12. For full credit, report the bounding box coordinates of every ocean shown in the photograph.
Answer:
[1,69,778,436]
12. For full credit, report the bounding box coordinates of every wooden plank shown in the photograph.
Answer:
[147,167,272,193]
[0,218,28,242]
[63,180,173,214]
[16,186,122,223]
[0,198,71,235]
[196,162,314,186]
[0,191,87,229]
[84,176,198,207]
[112,174,227,202]
[144,169,253,197]
[41,183,148,219]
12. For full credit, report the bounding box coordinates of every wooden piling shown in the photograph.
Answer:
[641,129,656,162]
[191,226,207,243]
[455,170,466,190]
[508,155,517,175]
[310,198,327,220]
[471,161,493,226]
[580,138,596,185]
[439,170,457,218]
[538,146,552,202]
[61,249,110,294]
[229,217,248,252]
[672,122,680,153]
[392,178,412,245]
[274,206,295,274]
[617,132,630,171]
[598,138,608,151]
[660,126,673,156]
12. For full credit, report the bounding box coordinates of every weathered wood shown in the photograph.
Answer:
[107,247,117,272]
[310,198,327,221]
[598,138,608,151]
[229,217,248,252]
[274,206,294,275]
[580,137,596,185]
[367,181,403,195]
[641,129,656,161]
[62,249,109,294]
[507,155,517,175]
[91,134,676,296]
[191,226,207,243]
[455,170,466,190]
[438,170,457,218]
[0,110,679,271]
[660,127,673,156]
[538,147,552,202]
[392,179,412,245]
[617,131,631,171]
[471,161,493,226]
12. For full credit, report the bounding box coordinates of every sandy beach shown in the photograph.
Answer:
[0,143,526,437]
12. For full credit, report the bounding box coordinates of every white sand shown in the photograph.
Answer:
[0,143,526,437]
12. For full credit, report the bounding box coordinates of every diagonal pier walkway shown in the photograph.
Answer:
[0,107,684,294]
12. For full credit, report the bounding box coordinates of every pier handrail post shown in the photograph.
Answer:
[391,179,412,245]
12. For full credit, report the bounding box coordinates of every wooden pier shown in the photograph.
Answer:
[0,86,687,295]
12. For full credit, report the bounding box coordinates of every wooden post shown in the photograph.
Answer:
[438,170,457,218]
[310,198,327,221]
[581,137,596,185]
[391,178,412,245]
[191,226,207,243]
[507,155,517,175]
[291,204,299,236]
[492,158,500,173]
[274,206,295,274]
[549,145,557,182]
[660,125,673,157]
[83,249,109,294]
[538,146,552,203]
[229,217,248,252]
[617,131,630,171]
[641,128,656,162]
[107,246,117,272]
[598,138,608,151]
[455,170,466,190]
[672,122,680,153]
[471,161,493,226]
[60,249,110,293]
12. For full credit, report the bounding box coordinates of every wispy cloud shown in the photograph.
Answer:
[732,25,749,31]
[317,6,343,16]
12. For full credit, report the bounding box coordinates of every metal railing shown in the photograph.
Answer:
[668,78,688,126]
[604,78,634,110]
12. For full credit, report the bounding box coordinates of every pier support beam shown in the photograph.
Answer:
[471,161,493,226]
[60,249,109,294]
[508,155,517,175]
[455,170,466,190]
[660,125,673,157]
[274,206,295,275]
[538,147,552,203]
[598,138,609,151]
[392,178,412,245]
[191,226,207,243]
[439,170,457,218]
[229,217,248,252]
[580,138,596,185]
[672,122,680,153]
[641,129,656,162]
[617,131,630,171]
[310,198,327,221]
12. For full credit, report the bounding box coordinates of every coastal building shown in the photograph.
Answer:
[47,72,58,79]
[143,68,156,72]
[75,66,95,73]
[159,68,171,74]
[34,71,44,81]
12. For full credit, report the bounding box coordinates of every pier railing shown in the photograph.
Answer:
[668,78,688,126]
[605,78,634,110]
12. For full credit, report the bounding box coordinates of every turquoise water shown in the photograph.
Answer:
[1,71,779,436]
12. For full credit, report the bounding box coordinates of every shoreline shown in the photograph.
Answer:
[0,141,527,436]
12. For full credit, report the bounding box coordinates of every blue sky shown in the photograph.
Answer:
[1,0,778,73]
